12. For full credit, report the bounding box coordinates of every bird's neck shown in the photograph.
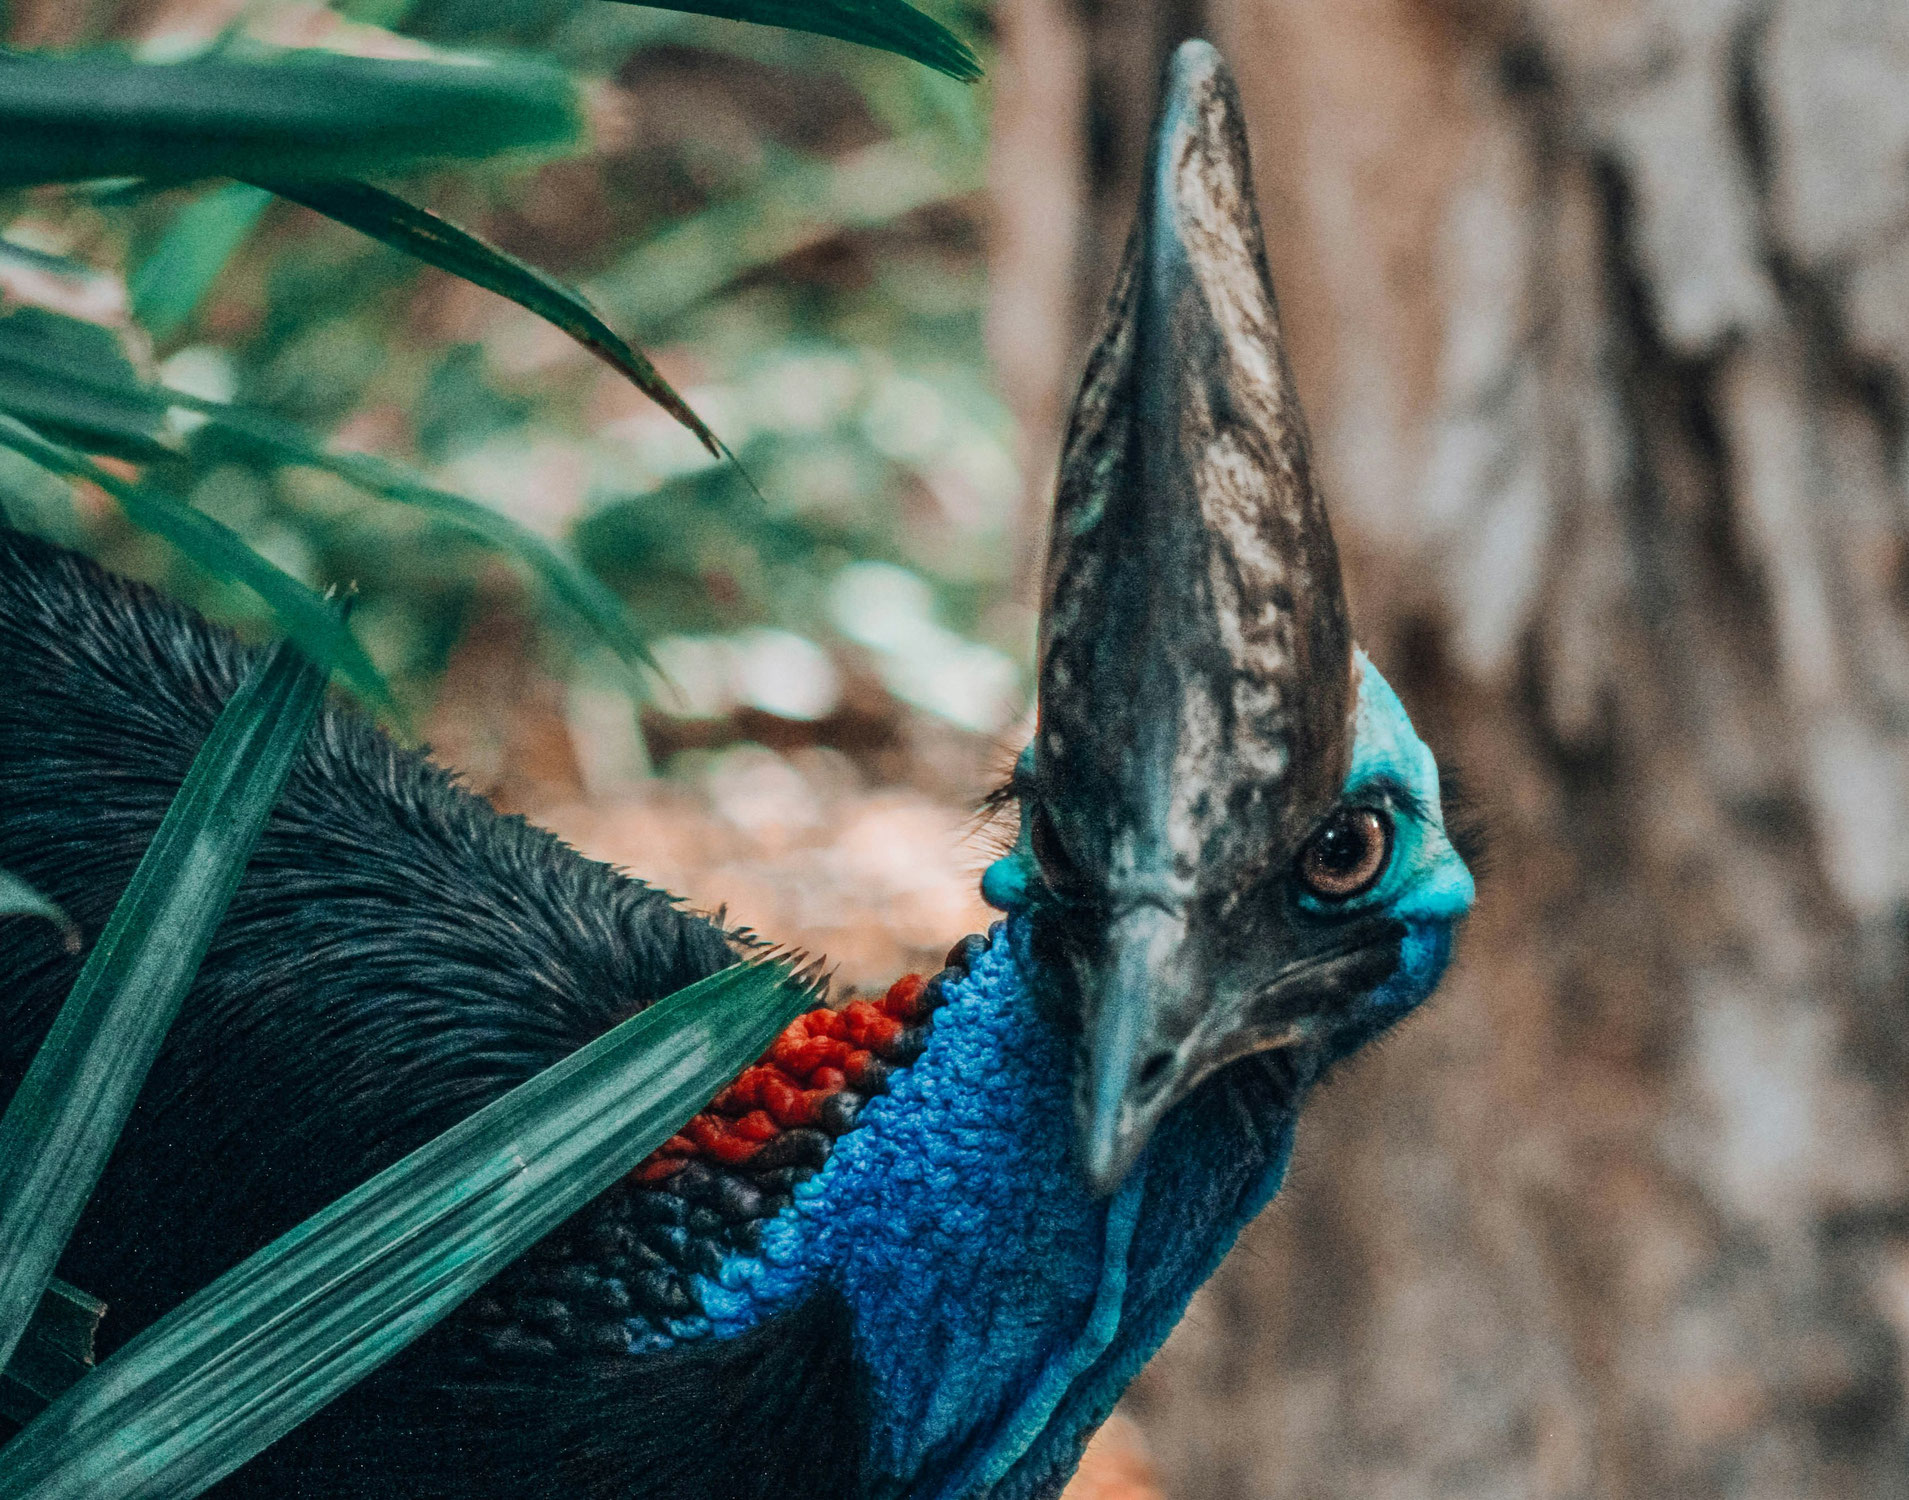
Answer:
[659,922,1301,1500]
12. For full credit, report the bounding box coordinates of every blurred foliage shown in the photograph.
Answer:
[0,0,1023,765]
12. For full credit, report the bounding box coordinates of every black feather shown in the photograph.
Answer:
[1432,754,1492,883]
[0,528,866,1500]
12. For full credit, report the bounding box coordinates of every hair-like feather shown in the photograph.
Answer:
[0,526,863,1499]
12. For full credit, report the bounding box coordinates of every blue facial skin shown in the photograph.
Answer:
[685,654,1473,1500]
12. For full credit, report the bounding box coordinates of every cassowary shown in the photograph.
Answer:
[0,41,1473,1500]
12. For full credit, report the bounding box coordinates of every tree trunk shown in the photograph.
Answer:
[999,2,1909,1495]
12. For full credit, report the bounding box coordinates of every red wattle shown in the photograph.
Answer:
[632,971,930,1184]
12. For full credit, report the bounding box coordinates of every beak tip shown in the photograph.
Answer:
[1078,1128,1133,1199]
[1078,1067,1161,1197]
[1073,908,1186,1196]
[1077,1067,1144,1198]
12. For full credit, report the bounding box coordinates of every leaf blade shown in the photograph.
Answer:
[0,636,328,1384]
[0,51,579,189]
[130,183,275,344]
[252,179,722,458]
[612,0,980,80]
[0,308,174,462]
[0,1284,106,1429]
[0,960,815,1500]
[0,305,641,686]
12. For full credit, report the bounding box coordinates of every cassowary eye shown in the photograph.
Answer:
[1298,808,1391,900]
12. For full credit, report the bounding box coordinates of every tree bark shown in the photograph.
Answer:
[1019,2,1909,1495]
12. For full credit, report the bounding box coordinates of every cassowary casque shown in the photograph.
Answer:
[0,40,1473,1500]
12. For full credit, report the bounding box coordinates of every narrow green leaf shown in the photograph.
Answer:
[0,634,328,1386]
[0,959,815,1500]
[110,487,392,716]
[0,308,173,461]
[130,183,275,344]
[0,871,76,952]
[0,1283,106,1430]
[0,415,395,716]
[0,51,578,188]
[615,0,979,80]
[252,179,722,459]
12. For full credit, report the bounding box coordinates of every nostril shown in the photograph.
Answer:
[1136,1051,1173,1092]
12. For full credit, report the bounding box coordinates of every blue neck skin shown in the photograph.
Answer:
[694,921,1454,1500]
[685,654,1470,1500]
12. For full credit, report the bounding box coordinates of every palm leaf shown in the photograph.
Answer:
[0,51,577,188]
[252,179,722,458]
[0,634,328,1382]
[0,959,816,1500]
[620,0,979,80]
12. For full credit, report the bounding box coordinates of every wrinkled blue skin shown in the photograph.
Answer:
[684,653,1472,1500]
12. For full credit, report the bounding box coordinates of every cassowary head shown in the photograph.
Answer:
[981,39,1474,1193]
[685,38,1474,1499]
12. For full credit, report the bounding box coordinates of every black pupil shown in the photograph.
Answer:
[1312,814,1370,874]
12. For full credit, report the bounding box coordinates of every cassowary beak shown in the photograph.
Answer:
[1030,40,1355,1195]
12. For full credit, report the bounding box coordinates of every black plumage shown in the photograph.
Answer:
[0,526,867,1499]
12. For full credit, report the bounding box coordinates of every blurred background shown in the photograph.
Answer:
[10,0,1909,1494]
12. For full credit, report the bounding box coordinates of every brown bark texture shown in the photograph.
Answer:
[992,0,1909,1496]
